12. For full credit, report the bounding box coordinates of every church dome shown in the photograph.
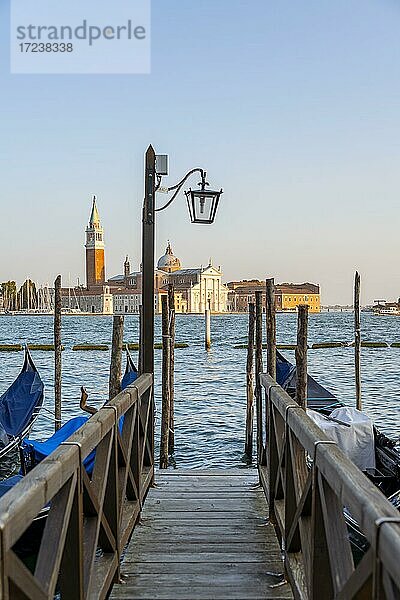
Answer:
[157,242,181,273]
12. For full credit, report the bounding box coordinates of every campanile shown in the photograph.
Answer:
[85,195,105,288]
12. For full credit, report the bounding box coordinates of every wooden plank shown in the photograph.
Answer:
[141,511,267,520]
[144,498,268,511]
[125,542,282,555]
[155,468,257,476]
[122,552,280,563]
[119,573,288,586]
[113,587,293,600]
[121,562,286,576]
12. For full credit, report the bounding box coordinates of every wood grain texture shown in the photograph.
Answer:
[110,469,292,600]
[245,302,255,461]
[54,274,62,431]
[109,315,124,400]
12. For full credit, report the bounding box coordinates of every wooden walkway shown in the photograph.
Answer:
[110,469,293,600]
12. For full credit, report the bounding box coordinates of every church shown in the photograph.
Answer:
[68,197,229,315]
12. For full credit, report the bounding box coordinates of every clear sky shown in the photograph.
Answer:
[1,0,400,305]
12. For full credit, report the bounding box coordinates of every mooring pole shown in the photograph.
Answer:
[266,278,276,380]
[138,305,142,375]
[54,275,62,431]
[109,315,124,400]
[255,291,264,462]
[168,284,175,453]
[296,305,308,409]
[245,302,255,462]
[354,271,362,410]
[205,300,211,350]
[160,295,170,468]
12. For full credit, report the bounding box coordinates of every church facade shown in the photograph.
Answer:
[70,198,229,314]
[156,244,229,313]
[110,242,229,314]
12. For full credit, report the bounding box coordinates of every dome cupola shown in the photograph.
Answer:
[157,242,181,273]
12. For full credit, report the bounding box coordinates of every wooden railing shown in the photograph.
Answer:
[0,373,154,600]
[258,373,400,600]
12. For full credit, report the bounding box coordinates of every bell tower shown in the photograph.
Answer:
[85,195,105,289]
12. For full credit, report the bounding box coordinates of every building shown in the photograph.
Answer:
[61,197,112,314]
[276,283,320,313]
[156,243,229,313]
[109,242,229,314]
[68,199,229,314]
[227,280,321,313]
[373,300,400,315]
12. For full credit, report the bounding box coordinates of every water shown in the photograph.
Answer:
[0,312,399,469]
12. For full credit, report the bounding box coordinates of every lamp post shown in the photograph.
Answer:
[140,145,223,376]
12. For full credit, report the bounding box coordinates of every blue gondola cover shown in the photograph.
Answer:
[0,349,44,437]
[121,350,138,390]
[22,416,96,473]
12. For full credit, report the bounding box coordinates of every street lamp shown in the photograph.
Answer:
[185,171,223,224]
[141,145,223,377]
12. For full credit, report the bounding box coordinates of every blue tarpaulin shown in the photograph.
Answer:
[23,416,96,474]
[0,474,23,499]
[0,349,44,437]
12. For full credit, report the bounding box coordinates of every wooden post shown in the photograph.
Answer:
[295,305,308,409]
[205,301,211,350]
[138,305,142,375]
[109,315,124,400]
[160,295,170,469]
[255,291,264,462]
[168,285,175,454]
[266,278,276,380]
[354,271,362,410]
[244,302,255,462]
[54,275,62,431]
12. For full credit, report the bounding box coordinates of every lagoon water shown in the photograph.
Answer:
[0,312,399,469]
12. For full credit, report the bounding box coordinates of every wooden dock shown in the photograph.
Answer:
[110,469,292,600]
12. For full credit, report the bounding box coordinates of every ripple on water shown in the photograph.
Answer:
[0,312,399,469]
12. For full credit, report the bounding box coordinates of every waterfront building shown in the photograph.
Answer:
[109,243,229,314]
[156,243,229,313]
[67,198,228,315]
[227,280,321,313]
[373,299,400,315]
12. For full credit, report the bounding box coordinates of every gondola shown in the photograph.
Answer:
[276,350,400,559]
[0,351,138,566]
[0,347,44,472]
[121,348,138,390]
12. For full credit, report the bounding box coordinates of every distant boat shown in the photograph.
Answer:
[0,347,44,461]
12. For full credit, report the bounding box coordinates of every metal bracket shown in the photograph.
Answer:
[61,441,84,493]
[61,440,83,464]
[280,405,306,465]
[102,404,119,425]
[285,404,304,422]
[266,384,281,407]
[312,440,337,465]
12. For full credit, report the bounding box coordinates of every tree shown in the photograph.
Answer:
[1,281,17,311]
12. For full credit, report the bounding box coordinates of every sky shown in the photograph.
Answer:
[1,0,400,305]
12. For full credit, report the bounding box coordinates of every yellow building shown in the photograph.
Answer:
[276,283,320,313]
